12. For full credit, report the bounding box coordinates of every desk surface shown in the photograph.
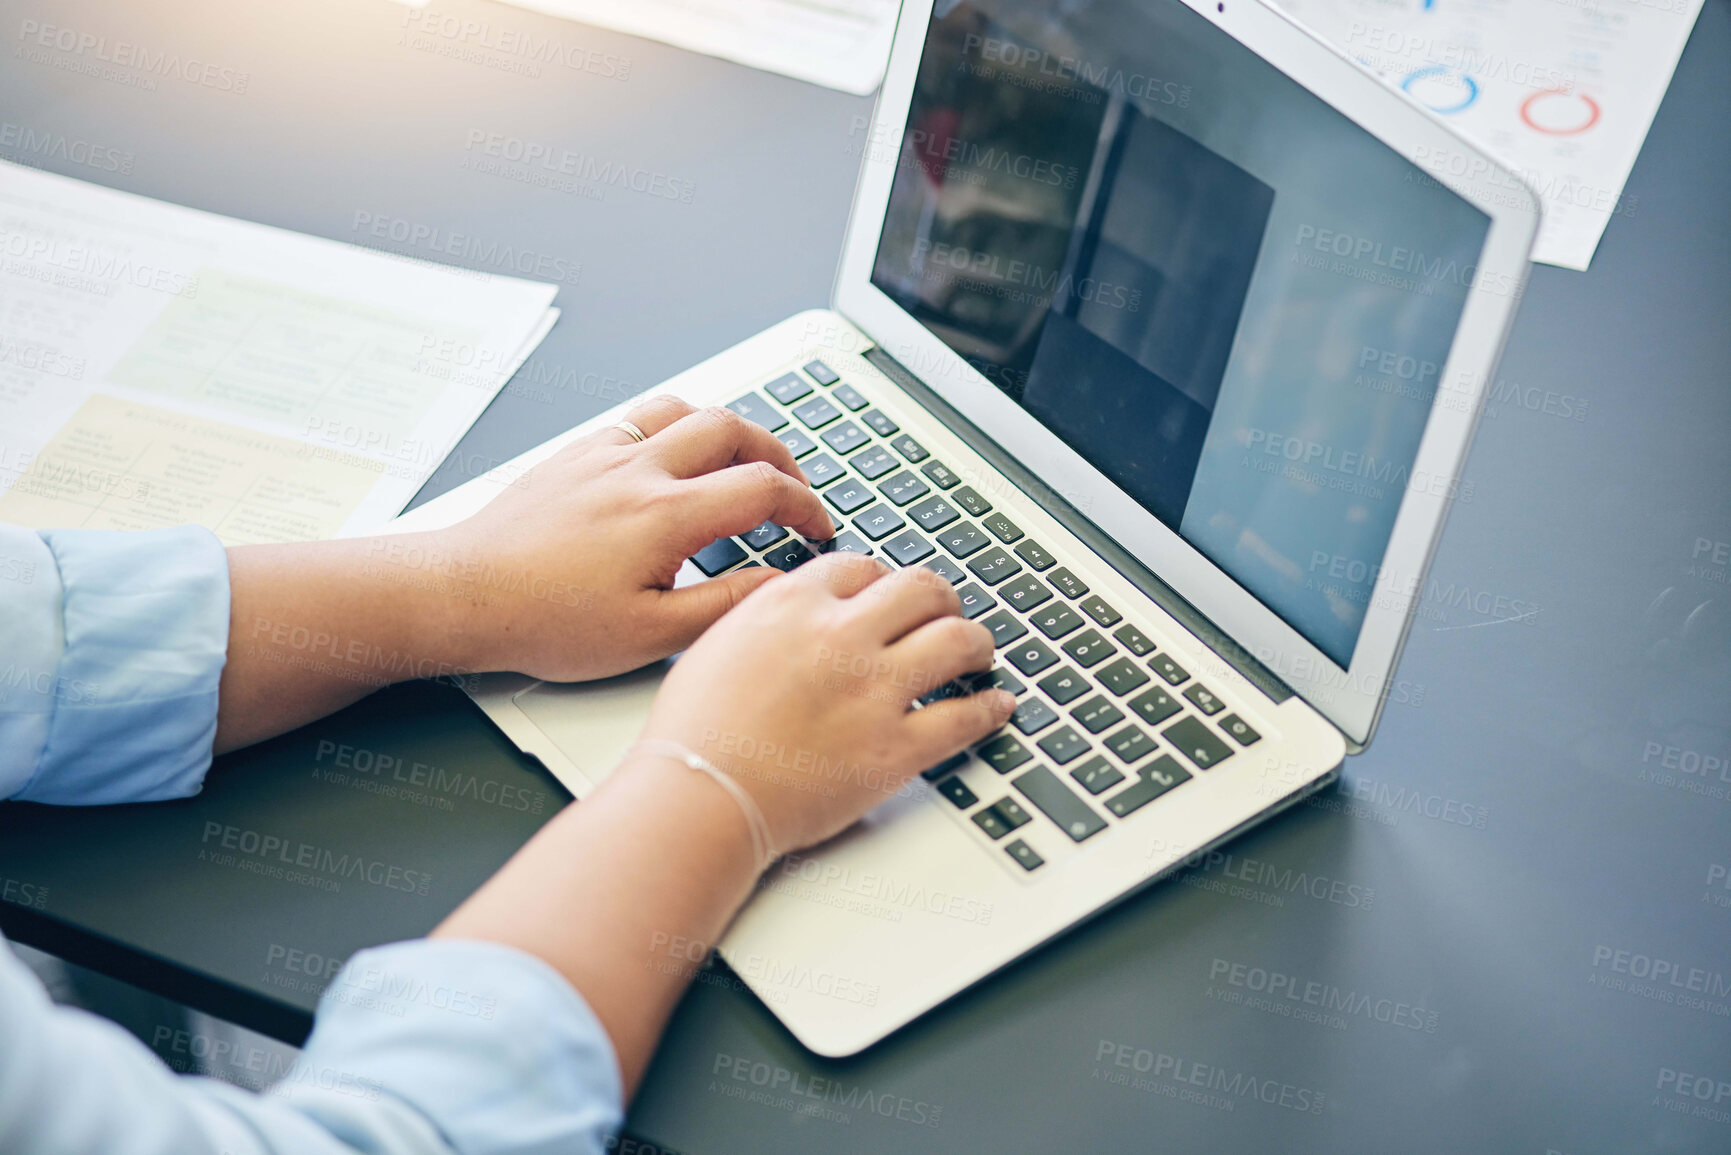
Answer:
[4,0,1730,1151]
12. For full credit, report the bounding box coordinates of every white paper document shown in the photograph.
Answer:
[0,161,559,544]
[1269,0,1705,270]
[496,0,903,95]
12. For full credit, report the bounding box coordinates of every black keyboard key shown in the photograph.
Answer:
[980,610,1027,647]
[974,799,1032,840]
[1080,595,1121,628]
[793,396,842,429]
[803,359,840,385]
[815,531,873,557]
[977,733,1033,773]
[1163,716,1234,770]
[1104,723,1157,764]
[1036,725,1090,765]
[951,485,990,515]
[919,677,973,707]
[763,540,814,571]
[850,445,898,480]
[1011,697,1058,734]
[972,807,1013,840]
[1096,657,1151,697]
[765,372,813,404]
[1037,666,1090,706]
[1183,683,1225,716]
[777,427,817,458]
[969,667,1026,696]
[1219,714,1262,745]
[998,575,1052,613]
[937,776,977,808]
[1061,628,1115,668]
[1151,654,1190,685]
[1048,567,1089,598]
[923,555,967,586]
[825,477,875,514]
[691,537,747,576]
[1012,765,1107,843]
[884,530,934,566]
[956,583,996,619]
[1128,687,1184,727]
[1070,756,1124,796]
[1005,839,1044,871]
[741,521,788,550]
[1032,603,1084,640]
[1113,623,1155,656]
[853,504,907,541]
[922,460,959,489]
[1106,756,1191,818]
[832,383,869,411]
[967,546,1022,586]
[727,392,786,431]
[881,470,930,506]
[861,409,899,437]
[982,512,1023,543]
[910,495,960,532]
[801,453,845,487]
[1005,638,1059,676]
[891,434,928,462]
[1072,695,1125,734]
[937,521,989,557]
[1015,540,1055,570]
[821,421,870,455]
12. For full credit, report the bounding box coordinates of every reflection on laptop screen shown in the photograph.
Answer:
[871,0,1492,668]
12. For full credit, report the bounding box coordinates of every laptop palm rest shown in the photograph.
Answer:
[509,663,668,797]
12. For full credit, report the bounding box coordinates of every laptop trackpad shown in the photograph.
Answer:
[512,662,668,794]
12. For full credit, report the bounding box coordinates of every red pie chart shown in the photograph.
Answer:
[1520,89,1601,135]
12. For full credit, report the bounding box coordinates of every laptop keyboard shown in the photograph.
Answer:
[688,359,1269,877]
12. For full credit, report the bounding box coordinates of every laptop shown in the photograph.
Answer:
[385,0,1538,1056]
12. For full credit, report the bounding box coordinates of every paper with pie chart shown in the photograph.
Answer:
[1269,0,1705,270]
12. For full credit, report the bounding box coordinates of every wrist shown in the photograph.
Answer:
[357,529,500,675]
[610,751,766,885]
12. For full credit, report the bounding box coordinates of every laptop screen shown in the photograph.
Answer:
[870,0,1491,668]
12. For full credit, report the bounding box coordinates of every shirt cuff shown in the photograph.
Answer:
[11,525,230,805]
[282,939,625,1155]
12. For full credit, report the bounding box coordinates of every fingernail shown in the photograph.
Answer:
[993,690,1017,713]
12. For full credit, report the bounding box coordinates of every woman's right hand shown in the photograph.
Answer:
[638,552,1017,857]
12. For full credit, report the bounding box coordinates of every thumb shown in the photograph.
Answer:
[655,566,782,646]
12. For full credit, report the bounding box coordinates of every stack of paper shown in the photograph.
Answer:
[0,162,559,544]
[491,0,903,95]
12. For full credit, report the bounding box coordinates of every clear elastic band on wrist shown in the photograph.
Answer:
[630,739,777,873]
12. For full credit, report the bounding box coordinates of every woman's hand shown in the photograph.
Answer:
[638,551,1017,855]
[420,395,836,682]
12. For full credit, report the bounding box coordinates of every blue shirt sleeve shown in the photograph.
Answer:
[0,932,625,1155]
[0,523,230,804]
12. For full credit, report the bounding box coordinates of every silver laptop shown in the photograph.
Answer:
[387,0,1537,1056]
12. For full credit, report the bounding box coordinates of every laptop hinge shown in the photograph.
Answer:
[863,344,1301,712]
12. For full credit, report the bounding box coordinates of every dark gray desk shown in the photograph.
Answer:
[4,1,1730,1151]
